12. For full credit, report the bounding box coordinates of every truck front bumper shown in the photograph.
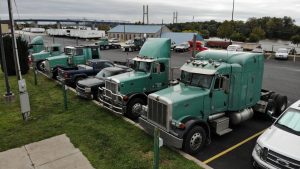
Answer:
[98,88,125,115]
[76,87,93,100]
[139,117,183,149]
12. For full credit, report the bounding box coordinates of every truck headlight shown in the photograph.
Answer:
[254,143,262,157]
[85,87,91,93]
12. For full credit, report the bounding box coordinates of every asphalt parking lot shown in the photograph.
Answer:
[33,34,300,169]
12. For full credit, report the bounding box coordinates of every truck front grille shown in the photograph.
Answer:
[44,60,50,72]
[104,80,118,99]
[147,98,168,130]
[265,149,300,169]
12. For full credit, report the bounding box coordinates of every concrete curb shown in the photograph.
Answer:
[36,69,212,169]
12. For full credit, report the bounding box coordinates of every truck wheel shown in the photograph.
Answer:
[36,60,45,71]
[266,93,278,117]
[275,95,287,116]
[100,46,104,50]
[126,98,146,120]
[183,126,206,155]
[92,90,98,101]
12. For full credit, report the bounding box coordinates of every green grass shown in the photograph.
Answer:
[0,70,201,169]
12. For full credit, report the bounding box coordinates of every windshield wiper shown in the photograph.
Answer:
[276,123,299,134]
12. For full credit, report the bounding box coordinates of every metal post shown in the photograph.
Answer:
[33,67,37,85]
[7,0,31,120]
[8,0,21,80]
[0,20,15,100]
[153,127,160,169]
[192,34,197,58]
[63,84,68,110]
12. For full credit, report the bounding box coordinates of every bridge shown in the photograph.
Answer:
[1,18,132,29]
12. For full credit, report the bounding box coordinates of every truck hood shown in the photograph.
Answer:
[109,71,149,95]
[257,125,300,161]
[150,83,209,120]
[78,78,104,87]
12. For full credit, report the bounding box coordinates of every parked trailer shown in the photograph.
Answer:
[69,30,105,39]
[30,28,45,33]
[47,29,70,36]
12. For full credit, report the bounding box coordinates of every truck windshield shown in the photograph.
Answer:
[96,70,113,79]
[180,70,213,89]
[133,61,151,73]
[275,108,300,136]
[64,48,73,55]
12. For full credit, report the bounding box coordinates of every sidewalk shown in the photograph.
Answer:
[0,134,94,169]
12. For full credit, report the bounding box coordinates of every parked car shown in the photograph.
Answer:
[227,44,243,52]
[275,48,289,60]
[175,42,190,52]
[252,46,265,54]
[171,41,176,50]
[76,66,132,100]
[252,100,300,169]
[57,59,114,86]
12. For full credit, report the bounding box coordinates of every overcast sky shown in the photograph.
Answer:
[1,0,300,25]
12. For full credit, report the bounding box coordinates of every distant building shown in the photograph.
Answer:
[161,32,204,44]
[107,24,171,41]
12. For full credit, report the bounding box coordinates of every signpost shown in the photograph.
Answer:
[153,127,163,169]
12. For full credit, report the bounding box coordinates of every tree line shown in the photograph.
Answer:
[167,16,300,45]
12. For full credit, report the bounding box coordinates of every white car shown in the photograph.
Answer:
[275,48,289,60]
[227,44,243,52]
[175,42,190,52]
[252,100,300,169]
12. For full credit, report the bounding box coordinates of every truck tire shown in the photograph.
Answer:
[126,98,146,120]
[36,60,45,71]
[183,126,206,155]
[275,95,287,116]
[266,93,278,117]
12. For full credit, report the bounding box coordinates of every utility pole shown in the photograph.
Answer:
[173,11,178,24]
[7,0,31,121]
[231,0,235,21]
[0,18,15,102]
[143,5,149,24]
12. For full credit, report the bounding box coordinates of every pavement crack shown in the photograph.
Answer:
[36,149,80,167]
[24,145,36,169]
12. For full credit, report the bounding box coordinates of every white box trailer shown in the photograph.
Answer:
[69,30,105,39]
[47,29,70,36]
[30,28,45,33]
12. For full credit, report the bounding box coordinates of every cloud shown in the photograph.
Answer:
[0,0,299,25]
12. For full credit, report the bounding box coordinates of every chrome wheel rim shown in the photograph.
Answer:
[132,103,142,116]
[190,132,202,151]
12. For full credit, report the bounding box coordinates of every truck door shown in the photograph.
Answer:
[148,62,168,92]
[91,46,100,59]
[211,75,230,113]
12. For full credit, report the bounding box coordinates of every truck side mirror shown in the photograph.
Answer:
[68,56,72,65]
[222,77,230,94]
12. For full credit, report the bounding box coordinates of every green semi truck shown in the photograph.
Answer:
[28,36,63,71]
[95,37,121,50]
[139,50,287,154]
[98,38,170,119]
[44,45,101,78]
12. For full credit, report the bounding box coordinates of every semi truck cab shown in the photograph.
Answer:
[139,50,287,155]
[44,45,101,78]
[98,38,170,119]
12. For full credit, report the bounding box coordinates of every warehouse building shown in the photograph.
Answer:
[107,24,171,41]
